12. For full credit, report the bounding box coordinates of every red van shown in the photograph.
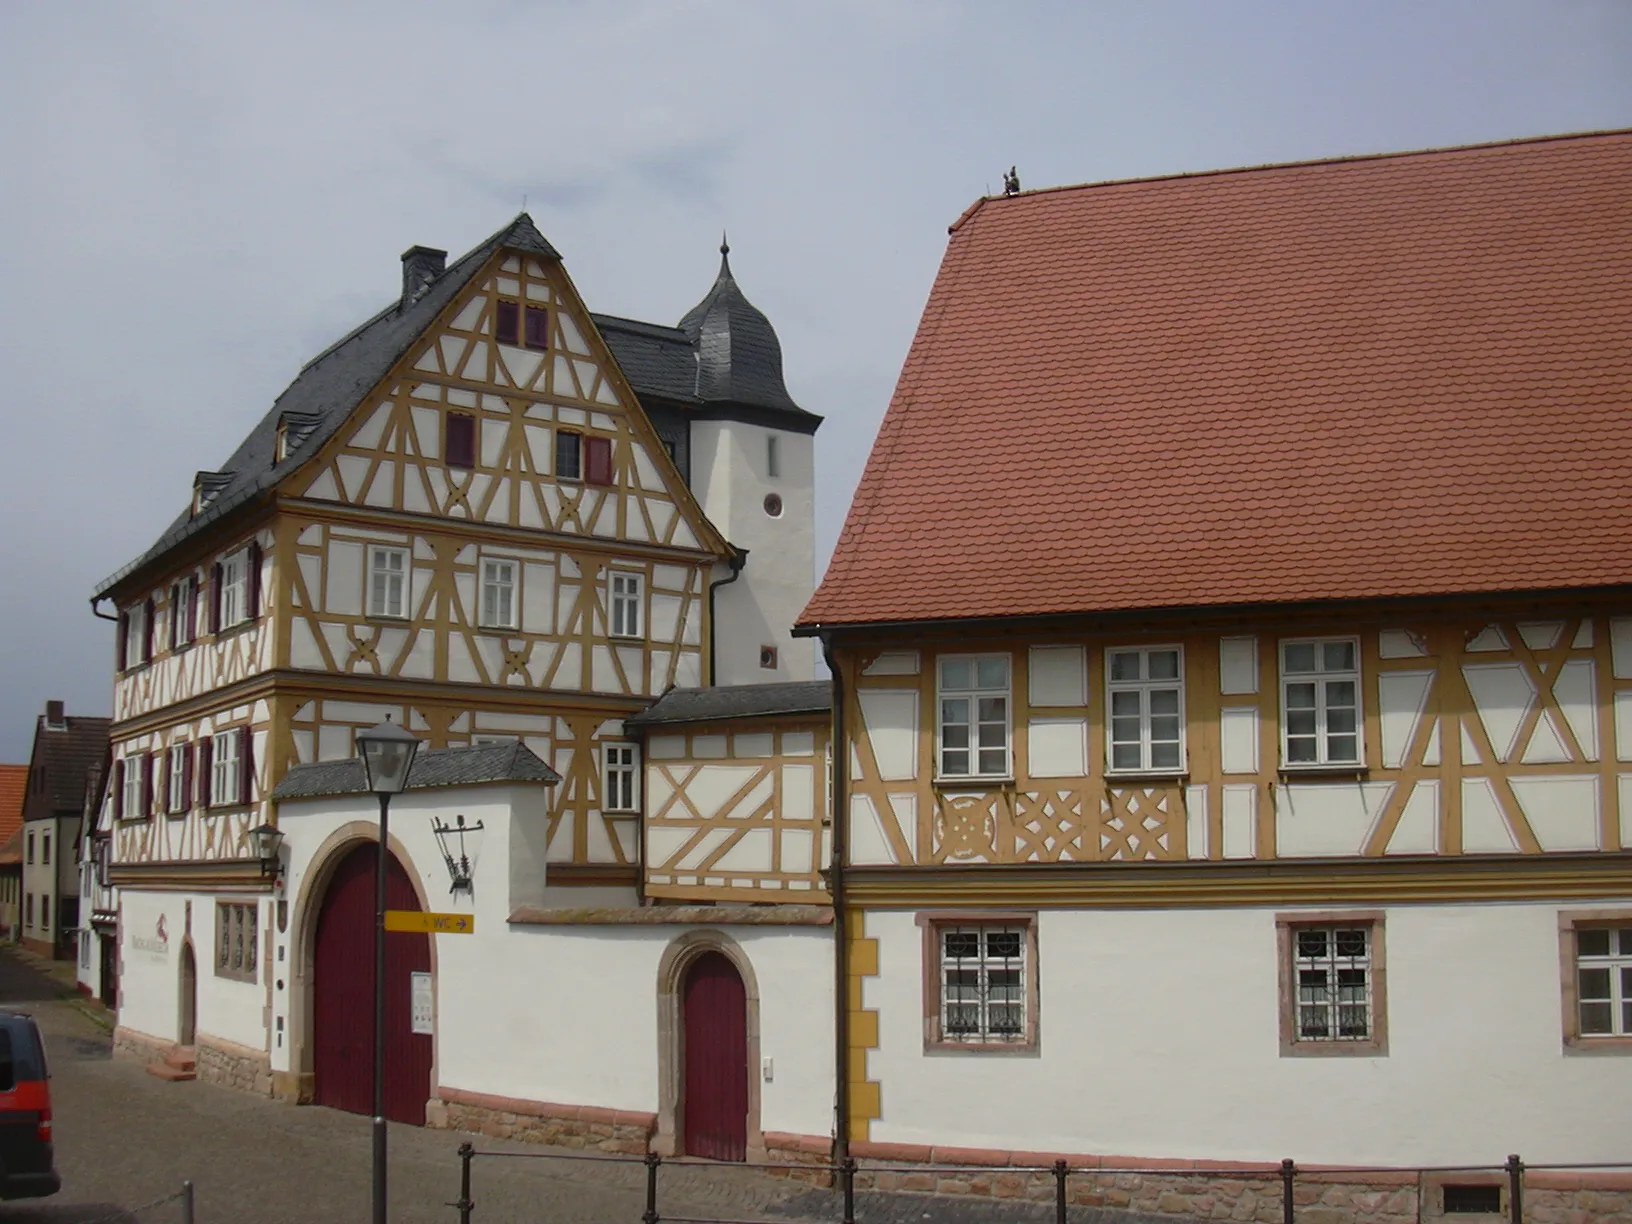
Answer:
[0,1011,59,1199]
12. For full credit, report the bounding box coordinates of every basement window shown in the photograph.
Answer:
[1442,1186,1502,1214]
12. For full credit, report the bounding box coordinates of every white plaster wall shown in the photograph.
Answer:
[689,420,816,684]
[275,780,833,1135]
[117,890,182,1044]
[865,901,1632,1166]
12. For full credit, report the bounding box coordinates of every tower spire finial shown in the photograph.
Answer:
[721,229,730,257]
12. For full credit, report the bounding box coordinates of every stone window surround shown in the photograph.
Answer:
[1558,908,1632,1054]
[1275,910,1388,1057]
[916,910,1040,1055]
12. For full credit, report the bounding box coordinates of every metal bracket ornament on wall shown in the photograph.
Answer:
[430,814,484,894]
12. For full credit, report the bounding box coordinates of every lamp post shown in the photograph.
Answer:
[356,718,421,1224]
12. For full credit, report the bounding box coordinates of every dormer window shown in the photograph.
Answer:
[192,470,235,517]
[495,300,549,351]
[275,411,324,463]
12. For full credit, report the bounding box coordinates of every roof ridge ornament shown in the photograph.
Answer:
[1003,166,1021,196]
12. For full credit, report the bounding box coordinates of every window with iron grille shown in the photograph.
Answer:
[603,744,639,812]
[937,655,1010,779]
[1281,639,1362,766]
[1575,925,1632,1037]
[936,925,1027,1045]
[1281,919,1385,1054]
[216,902,258,983]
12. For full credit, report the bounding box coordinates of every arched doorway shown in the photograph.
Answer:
[681,951,748,1161]
[177,943,197,1046]
[312,843,432,1125]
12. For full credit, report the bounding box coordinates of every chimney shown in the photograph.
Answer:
[44,700,64,730]
[400,245,447,307]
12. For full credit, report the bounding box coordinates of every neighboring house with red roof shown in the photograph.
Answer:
[797,132,1632,1178]
[0,765,27,939]
[20,702,110,959]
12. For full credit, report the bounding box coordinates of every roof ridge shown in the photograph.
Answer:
[950,127,1632,229]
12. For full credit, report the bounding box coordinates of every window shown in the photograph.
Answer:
[121,758,145,822]
[609,572,643,638]
[603,744,639,812]
[1442,1186,1503,1215]
[167,744,190,815]
[921,915,1037,1049]
[584,436,613,486]
[213,545,259,632]
[480,559,517,630]
[216,902,258,983]
[170,577,197,649]
[1277,913,1386,1056]
[495,300,520,346]
[1281,638,1362,766]
[523,305,549,351]
[445,412,476,469]
[211,731,241,808]
[25,834,32,866]
[1106,647,1184,773]
[766,433,781,479]
[123,603,147,668]
[1561,913,1632,1050]
[24,895,31,929]
[555,431,582,481]
[41,836,49,867]
[937,655,1010,779]
[368,547,410,619]
[759,645,779,670]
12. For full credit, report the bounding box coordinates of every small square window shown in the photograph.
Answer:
[556,431,582,482]
[1278,913,1386,1056]
[759,645,779,670]
[922,915,1036,1050]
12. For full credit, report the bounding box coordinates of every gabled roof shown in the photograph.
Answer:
[625,680,832,728]
[94,216,562,599]
[0,829,20,870]
[801,130,1632,629]
[23,714,111,821]
[273,740,560,801]
[0,766,26,846]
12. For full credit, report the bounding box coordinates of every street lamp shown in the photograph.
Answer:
[247,823,284,881]
[355,718,421,1224]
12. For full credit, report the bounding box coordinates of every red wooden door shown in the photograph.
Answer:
[682,952,748,1161]
[313,844,433,1125]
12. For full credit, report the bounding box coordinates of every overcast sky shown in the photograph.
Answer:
[1,1,1629,762]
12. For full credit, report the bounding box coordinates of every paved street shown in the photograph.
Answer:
[0,949,829,1224]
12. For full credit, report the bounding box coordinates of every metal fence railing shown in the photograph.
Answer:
[449,1147,1632,1224]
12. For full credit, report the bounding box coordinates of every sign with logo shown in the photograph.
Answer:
[131,914,170,959]
[384,910,474,935]
[410,972,433,1036]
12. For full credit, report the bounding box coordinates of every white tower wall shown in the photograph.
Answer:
[690,419,816,685]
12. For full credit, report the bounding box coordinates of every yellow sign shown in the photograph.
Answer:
[384,910,475,935]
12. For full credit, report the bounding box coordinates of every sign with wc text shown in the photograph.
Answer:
[384,910,474,935]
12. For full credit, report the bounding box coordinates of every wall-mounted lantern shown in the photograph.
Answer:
[248,823,285,881]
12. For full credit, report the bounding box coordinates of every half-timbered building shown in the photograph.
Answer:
[797,131,1632,1176]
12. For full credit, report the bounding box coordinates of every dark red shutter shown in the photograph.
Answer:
[585,437,613,486]
[209,564,223,634]
[142,598,155,662]
[168,586,179,650]
[495,301,520,345]
[140,753,154,819]
[246,542,262,619]
[111,759,125,821]
[238,726,254,806]
[185,575,199,643]
[181,744,195,812]
[199,738,214,809]
[116,612,129,671]
[524,306,549,350]
[445,413,476,468]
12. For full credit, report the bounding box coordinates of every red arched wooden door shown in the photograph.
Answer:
[682,952,748,1161]
[313,843,432,1125]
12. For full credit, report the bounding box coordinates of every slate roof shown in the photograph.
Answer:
[801,130,1632,628]
[624,680,833,728]
[22,715,111,822]
[0,767,26,847]
[272,741,560,801]
[94,216,563,599]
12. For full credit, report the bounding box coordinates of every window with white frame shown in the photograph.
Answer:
[1106,646,1184,772]
[1292,925,1374,1042]
[220,550,249,629]
[124,604,147,667]
[936,924,1028,1045]
[211,731,240,807]
[603,744,639,812]
[1575,925,1632,1038]
[1281,639,1361,766]
[480,558,517,630]
[938,655,1010,778]
[121,757,145,821]
[368,546,410,619]
[609,572,643,638]
[167,744,188,814]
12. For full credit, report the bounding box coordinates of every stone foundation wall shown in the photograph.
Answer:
[111,1025,173,1065]
[427,1088,654,1156]
[196,1034,273,1096]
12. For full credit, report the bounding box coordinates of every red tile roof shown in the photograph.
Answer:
[801,131,1632,628]
[0,766,25,845]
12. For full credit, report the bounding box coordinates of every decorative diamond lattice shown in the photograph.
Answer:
[1098,787,1177,860]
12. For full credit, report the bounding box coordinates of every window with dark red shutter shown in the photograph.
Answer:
[238,726,254,806]
[209,564,223,634]
[199,738,213,808]
[246,542,262,619]
[524,306,549,351]
[585,437,613,487]
[495,300,520,346]
[556,431,582,481]
[445,413,476,469]
[112,759,125,821]
[116,612,129,671]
